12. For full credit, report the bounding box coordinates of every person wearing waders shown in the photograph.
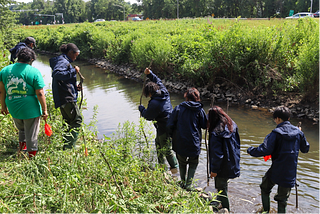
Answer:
[139,68,178,174]
[0,48,48,158]
[50,43,82,150]
[247,106,309,213]
[10,37,36,64]
[207,106,240,211]
[166,88,207,191]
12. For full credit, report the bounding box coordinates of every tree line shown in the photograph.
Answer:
[6,0,320,25]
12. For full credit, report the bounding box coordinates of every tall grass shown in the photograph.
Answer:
[10,17,320,97]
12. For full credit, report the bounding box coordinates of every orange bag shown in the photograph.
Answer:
[263,155,272,162]
[45,123,53,136]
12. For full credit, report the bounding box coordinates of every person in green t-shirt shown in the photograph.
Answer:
[0,48,48,158]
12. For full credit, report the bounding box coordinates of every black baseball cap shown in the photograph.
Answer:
[25,37,37,48]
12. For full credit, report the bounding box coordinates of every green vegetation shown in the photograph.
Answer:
[15,18,319,99]
[0,91,214,212]
[8,0,320,24]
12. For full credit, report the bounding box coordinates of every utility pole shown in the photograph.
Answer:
[177,0,179,19]
[310,0,313,13]
[114,4,125,21]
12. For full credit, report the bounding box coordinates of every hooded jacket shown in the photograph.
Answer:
[247,121,309,188]
[167,101,207,157]
[9,43,30,63]
[49,54,78,108]
[209,121,240,179]
[139,70,172,135]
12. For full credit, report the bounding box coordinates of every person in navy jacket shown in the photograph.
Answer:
[10,37,36,63]
[207,106,240,211]
[50,43,82,150]
[139,68,178,173]
[247,106,309,213]
[167,88,207,190]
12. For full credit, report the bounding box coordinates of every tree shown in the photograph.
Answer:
[0,0,17,47]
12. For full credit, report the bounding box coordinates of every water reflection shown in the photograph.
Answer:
[34,54,319,213]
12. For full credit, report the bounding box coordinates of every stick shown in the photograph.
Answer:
[204,129,209,186]
[100,150,125,199]
[295,121,302,209]
[139,59,154,106]
[77,70,85,110]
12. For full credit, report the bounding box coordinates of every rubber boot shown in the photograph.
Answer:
[28,151,37,158]
[185,166,197,191]
[63,130,79,150]
[261,193,270,213]
[179,164,187,188]
[217,189,230,211]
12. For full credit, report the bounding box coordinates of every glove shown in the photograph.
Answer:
[138,105,145,112]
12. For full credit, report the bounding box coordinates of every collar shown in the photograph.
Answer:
[63,54,73,63]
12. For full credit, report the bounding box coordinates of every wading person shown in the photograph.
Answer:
[0,48,48,158]
[139,67,178,173]
[50,43,82,150]
[167,88,207,191]
[207,106,240,211]
[247,106,309,213]
[10,37,36,64]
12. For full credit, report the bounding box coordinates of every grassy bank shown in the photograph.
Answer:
[12,17,319,101]
[0,89,214,212]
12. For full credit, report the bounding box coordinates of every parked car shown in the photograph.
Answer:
[314,10,319,18]
[94,19,105,22]
[132,17,142,21]
[286,12,314,19]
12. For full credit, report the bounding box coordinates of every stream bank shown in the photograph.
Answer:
[87,57,319,125]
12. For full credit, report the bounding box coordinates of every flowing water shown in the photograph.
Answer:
[35,54,319,213]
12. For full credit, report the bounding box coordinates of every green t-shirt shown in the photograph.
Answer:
[0,63,45,119]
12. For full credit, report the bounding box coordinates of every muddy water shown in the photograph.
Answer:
[35,54,319,213]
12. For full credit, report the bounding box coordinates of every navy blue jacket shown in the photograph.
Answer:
[166,101,207,157]
[209,121,240,179]
[49,54,78,108]
[139,71,173,135]
[247,121,309,188]
[9,43,30,63]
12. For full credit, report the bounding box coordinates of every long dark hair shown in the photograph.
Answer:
[143,82,159,97]
[207,106,233,133]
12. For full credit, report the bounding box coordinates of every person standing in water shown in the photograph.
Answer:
[139,67,178,174]
[247,106,309,213]
[167,87,207,190]
[207,106,240,211]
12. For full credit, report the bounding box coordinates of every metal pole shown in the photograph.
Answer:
[310,0,313,13]
[177,0,179,19]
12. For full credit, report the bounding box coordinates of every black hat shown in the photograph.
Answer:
[25,37,36,48]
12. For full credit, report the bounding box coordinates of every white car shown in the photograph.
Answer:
[286,12,314,19]
[94,19,105,22]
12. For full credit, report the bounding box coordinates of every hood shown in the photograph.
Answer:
[151,89,168,101]
[273,121,301,140]
[180,101,203,111]
[10,42,27,53]
[49,54,72,70]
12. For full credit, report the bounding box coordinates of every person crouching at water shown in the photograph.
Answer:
[207,106,240,211]
[167,88,207,191]
[247,106,309,213]
[50,43,82,150]
[0,48,48,158]
[138,67,178,173]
